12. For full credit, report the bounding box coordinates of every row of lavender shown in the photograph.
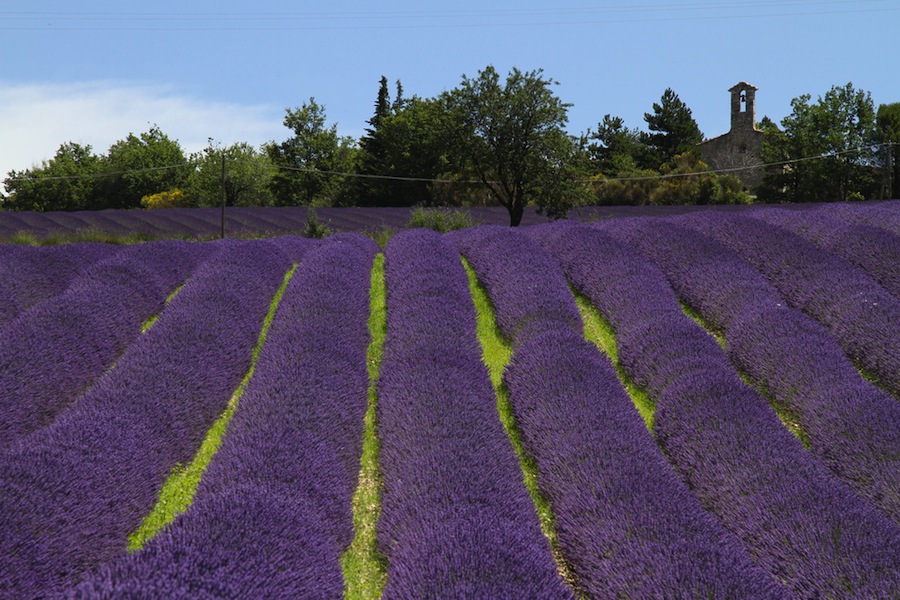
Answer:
[528,221,900,597]
[376,229,569,597]
[3,201,896,240]
[0,205,898,596]
[74,234,375,597]
[0,239,297,597]
[447,227,781,598]
[0,206,548,239]
[0,240,215,451]
[602,216,900,521]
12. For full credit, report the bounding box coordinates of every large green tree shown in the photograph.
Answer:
[351,77,411,206]
[368,95,453,206]
[760,82,879,202]
[644,88,703,167]
[96,126,189,209]
[185,141,275,207]
[2,142,102,211]
[267,98,356,206]
[876,102,900,199]
[443,65,586,226]
[588,114,654,175]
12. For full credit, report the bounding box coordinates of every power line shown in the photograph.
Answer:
[2,1,897,31]
[584,142,898,183]
[5,163,192,183]
[6,142,895,185]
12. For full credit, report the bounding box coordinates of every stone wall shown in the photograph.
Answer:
[700,127,765,189]
[699,82,766,190]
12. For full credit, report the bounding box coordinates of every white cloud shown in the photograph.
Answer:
[0,81,285,178]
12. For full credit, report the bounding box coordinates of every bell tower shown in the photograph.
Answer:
[729,82,758,132]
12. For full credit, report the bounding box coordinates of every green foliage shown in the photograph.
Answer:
[589,114,655,175]
[362,225,399,249]
[302,207,333,238]
[267,98,357,207]
[352,90,452,207]
[97,126,190,209]
[2,142,103,211]
[443,66,589,226]
[2,127,188,211]
[405,206,480,232]
[650,154,752,205]
[5,231,41,245]
[759,82,879,202]
[589,153,751,206]
[644,88,704,168]
[876,102,900,198]
[342,254,388,600]
[185,141,275,207]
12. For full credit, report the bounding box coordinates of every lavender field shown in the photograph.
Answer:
[0,201,899,598]
[0,203,864,242]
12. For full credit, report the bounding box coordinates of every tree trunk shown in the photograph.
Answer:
[508,200,524,227]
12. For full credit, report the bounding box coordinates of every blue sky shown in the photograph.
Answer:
[2,1,898,178]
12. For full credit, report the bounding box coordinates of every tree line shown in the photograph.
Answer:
[3,66,899,226]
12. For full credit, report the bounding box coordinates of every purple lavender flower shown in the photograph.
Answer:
[71,234,377,598]
[377,228,570,598]
[0,240,293,597]
[506,328,787,598]
[0,241,212,451]
[0,242,116,329]
[677,211,900,398]
[598,216,900,523]
[531,221,900,598]
[750,206,900,298]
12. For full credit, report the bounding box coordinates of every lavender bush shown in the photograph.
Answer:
[0,240,292,597]
[602,217,900,523]
[446,226,581,344]
[0,242,115,329]
[530,222,900,598]
[452,226,782,597]
[377,228,570,598]
[678,211,900,398]
[72,235,376,598]
[0,241,212,451]
[506,330,787,598]
[750,206,900,298]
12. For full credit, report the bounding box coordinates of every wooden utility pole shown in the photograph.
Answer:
[220,154,226,239]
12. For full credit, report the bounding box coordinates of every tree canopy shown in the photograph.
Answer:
[876,102,900,199]
[266,98,356,207]
[442,66,587,226]
[3,142,102,211]
[759,82,879,202]
[96,126,189,209]
[2,72,896,214]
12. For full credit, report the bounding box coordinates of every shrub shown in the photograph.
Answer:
[141,189,189,210]
[406,207,480,232]
[303,208,333,239]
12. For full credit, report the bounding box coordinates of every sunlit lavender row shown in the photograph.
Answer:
[0,201,897,598]
[1,201,895,241]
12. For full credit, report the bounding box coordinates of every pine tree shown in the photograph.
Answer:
[644,88,703,167]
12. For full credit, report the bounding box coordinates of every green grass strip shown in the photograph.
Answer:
[573,290,656,430]
[141,284,186,334]
[461,258,578,591]
[679,301,810,447]
[342,253,389,600]
[127,263,298,551]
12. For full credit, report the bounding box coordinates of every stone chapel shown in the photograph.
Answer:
[699,82,765,190]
